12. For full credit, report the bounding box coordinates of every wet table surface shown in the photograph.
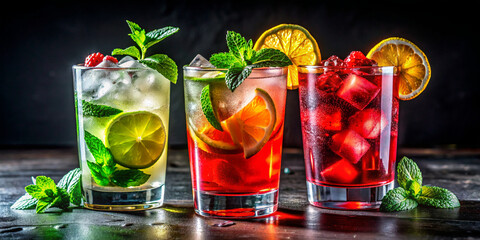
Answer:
[1,147,480,239]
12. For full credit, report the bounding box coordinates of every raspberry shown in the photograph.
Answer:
[84,52,104,67]
[103,55,118,64]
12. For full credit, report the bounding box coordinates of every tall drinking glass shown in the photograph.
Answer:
[73,64,170,211]
[298,65,398,209]
[184,66,287,218]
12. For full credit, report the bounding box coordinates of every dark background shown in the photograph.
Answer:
[1,1,478,150]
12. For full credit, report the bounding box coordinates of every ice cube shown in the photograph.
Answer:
[118,56,136,65]
[321,158,359,183]
[93,78,114,100]
[302,104,342,132]
[316,72,343,94]
[133,72,156,92]
[330,129,370,164]
[336,74,380,110]
[213,159,243,187]
[119,58,145,68]
[349,108,387,139]
[189,54,215,68]
[96,59,119,68]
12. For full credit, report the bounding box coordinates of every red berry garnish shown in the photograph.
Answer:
[84,52,104,67]
[103,55,118,64]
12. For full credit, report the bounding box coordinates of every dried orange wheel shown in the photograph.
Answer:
[254,24,321,90]
[367,37,431,100]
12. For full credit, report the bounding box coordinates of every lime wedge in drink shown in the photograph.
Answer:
[105,111,166,169]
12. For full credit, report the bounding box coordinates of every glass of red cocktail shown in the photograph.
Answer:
[298,52,398,210]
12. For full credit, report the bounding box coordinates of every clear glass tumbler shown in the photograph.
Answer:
[73,64,170,211]
[183,66,287,218]
[298,65,398,209]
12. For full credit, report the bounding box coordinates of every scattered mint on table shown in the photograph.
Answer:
[380,156,460,212]
[11,169,83,213]
[112,20,179,83]
[84,130,150,187]
[209,31,292,91]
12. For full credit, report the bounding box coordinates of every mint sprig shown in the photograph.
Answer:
[380,156,460,212]
[209,31,292,92]
[112,20,179,83]
[84,130,150,187]
[11,169,83,213]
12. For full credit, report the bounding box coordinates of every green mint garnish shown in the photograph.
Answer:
[82,100,122,117]
[209,31,292,92]
[417,186,461,208]
[379,187,418,212]
[22,176,70,213]
[112,20,179,83]
[84,130,150,187]
[397,155,423,189]
[380,156,460,212]
[11,169,83,212]
[111,169,150,188]
[139,54,178,84]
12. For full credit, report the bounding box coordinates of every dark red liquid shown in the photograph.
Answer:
[299,67,399,188]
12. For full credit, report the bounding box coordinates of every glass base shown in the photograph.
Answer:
[306,181,394,210]
[193,189,278,218]
[83,184,164,211]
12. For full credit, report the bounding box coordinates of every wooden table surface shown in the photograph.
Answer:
[1,147,479,239]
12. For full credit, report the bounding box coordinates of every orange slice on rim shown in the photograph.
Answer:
[254,24,321,90]
[367,37,431,100]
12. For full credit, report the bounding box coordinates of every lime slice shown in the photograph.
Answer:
[105,111,166,169]
[224,88,276,158]
[200,84,223,131]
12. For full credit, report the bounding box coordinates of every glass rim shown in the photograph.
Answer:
[183,66,288,71]
[297,65,396,69]
[72,64,149,71]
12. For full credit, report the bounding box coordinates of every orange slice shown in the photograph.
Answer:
[224,88,276,158]
[367,37,431,100]
[254,24,321,90]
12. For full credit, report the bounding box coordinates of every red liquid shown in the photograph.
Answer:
[299,68,399,188]
[187,123,284,194]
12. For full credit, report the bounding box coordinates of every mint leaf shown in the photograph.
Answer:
[226,31,249,59]
[57,168,82,206]
[112,46,141,60]
[35,176,57,193]
[82,100,122,117]
[86,161,110,186]
[225,65,252,91]
[406,179,422,198]
[25,185,45,199]
[210,52,242,69]
[417,186,460,208]
[51,187,70,210]
[210,31,291,91]
[126,20,147,55]
[145,26,179,49]
[253,48,292,67]
[84,130,114,166]
[397,156,422,190]
[380,187,418,212]
[111,169,150,187]
[123,20,179,61]
[11,194,38,210]
[140,54,178,83]
[36,200,53,213]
